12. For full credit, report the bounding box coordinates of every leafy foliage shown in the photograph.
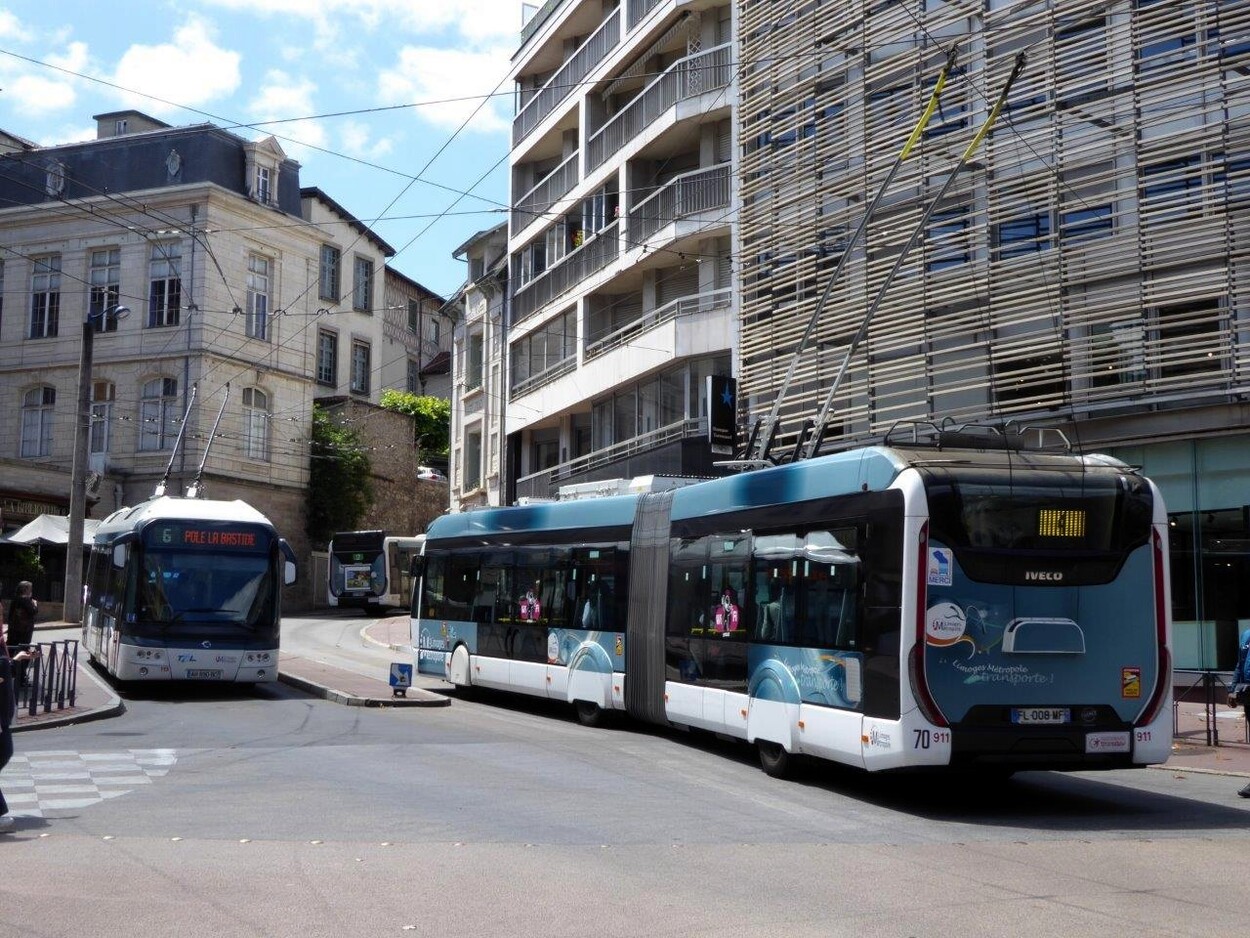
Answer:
[0,547,45,588]
[306,405,373,548]
[379,389,451,458]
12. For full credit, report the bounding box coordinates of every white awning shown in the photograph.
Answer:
[4,514,100,545]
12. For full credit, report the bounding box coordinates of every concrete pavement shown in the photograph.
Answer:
[20,617,1250,780]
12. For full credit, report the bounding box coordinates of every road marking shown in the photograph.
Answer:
[1,749,178,819]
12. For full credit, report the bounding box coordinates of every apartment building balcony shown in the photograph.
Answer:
[512,151,579,236]
[514,8,621,149]
[586,42,733,173]
[512,220,620,325]
[627,163,731,246]
[513,417,723,500]
[585,286,731,362]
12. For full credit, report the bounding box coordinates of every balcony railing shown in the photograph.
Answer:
[512,151,580,233]
[514,9,621,147]
[512,220,620,325]
[586,42,732,171]
[515,416,704,493]
[627,0,665,30]
[510,354,578,399]
[585,287,731,360]
[520,0,564,45]
[627,163,731,245]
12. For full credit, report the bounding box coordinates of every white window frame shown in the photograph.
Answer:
[89,248,121,331]
[352,257,374,312]
[90,380,115,455]
[246,253,271,340]
[139,377,178,452]
[148,243,181,328]
[350,339,371,394]
[20,386,55,458]
[242,387,270,460]
[319,244,341,301]
[29,254,61,339]
[317,328,338,386]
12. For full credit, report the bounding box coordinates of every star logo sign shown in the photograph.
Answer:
[720,386,733,407]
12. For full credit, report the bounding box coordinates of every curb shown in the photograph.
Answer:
[12,661,126,733]
[360,620,410,654]
[276,669,449,708]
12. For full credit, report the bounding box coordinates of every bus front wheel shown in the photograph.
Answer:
[757,740,791,778]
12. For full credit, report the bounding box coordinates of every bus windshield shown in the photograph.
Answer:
[137,548,277,636]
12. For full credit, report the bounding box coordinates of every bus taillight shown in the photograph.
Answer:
[1137,527,1172,727]
[911,522,948,728]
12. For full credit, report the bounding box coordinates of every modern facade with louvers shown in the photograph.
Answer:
[737,0,1249,668]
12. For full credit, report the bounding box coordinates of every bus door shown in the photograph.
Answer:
[667,533,750,700]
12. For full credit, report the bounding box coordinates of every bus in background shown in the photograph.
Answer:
[413,428,1172,778]
[82,495,298,683]
[328,530,424,612]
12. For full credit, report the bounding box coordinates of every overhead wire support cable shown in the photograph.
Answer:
[744,44,962,466]
[802,51,1028,462]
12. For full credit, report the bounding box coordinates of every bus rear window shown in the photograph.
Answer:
[924,468,1153,554]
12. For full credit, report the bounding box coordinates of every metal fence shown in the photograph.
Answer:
[11,640,78,719]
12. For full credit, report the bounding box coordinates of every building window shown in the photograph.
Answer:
[432,318,440,345]
[246,253,271,340]
[242,387,269,460]
[29,254,61,339]
[466,332,484,390]
[464,429,482,490]
[139,377,178,452]
[148,243,181,327]
[407,358,420,393]
[1154,298,1225,380]
[255,165,272,204]
[316,329,337,386]
[350,340,371,394]
[408,298,420,333]
[319,245,340,301]
[1090,319,1145,388]
[995,211,1052,259]
[1060,204,1113,243]
[20,386,55,457]
[88,248,122,331]
[0,259,5,326]
[90,381,115,455]
[1141,156,1203,220]
[926,209,970,272]
[115,118,128,134]
[352,257,373,312]
[992,353,1065,407]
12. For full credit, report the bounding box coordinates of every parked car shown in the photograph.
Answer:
[416,466,448,482]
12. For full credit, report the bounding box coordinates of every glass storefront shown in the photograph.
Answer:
[1110,436,1250,670]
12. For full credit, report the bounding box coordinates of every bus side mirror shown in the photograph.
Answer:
[279,539,298,586]
[112,543,128,568]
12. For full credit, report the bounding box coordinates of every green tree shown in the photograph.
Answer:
[378,389,451,461]
[306,405,373,548]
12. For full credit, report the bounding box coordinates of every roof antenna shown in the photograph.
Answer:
[153,382,198,498]
[186,383,230,499]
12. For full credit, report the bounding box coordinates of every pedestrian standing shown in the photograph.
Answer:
[0,632,38,833]
[1228,626,1250,798]
[4,580,38,688]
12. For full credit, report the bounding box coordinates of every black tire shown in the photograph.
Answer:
[757,739,791,778]
[575,700,604,727]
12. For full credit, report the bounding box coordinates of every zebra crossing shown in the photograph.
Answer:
[1,749,179,818]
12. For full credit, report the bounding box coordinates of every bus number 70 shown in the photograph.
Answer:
[914,729,951,749]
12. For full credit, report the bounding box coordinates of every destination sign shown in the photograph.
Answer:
[145,522,269,551]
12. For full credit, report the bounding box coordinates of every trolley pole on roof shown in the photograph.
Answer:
[803,52,1026,462]
[186,383,230,499]
[745,45,961,466]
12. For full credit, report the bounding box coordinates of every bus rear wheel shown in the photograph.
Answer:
[757,740,791,778]
[574,700,604,727]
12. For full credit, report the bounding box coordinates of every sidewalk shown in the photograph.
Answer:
[11,646,125,734]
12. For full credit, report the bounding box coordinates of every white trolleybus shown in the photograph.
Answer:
[328,530,425,612]
[413,430,1172,777]
[82,496,298,683]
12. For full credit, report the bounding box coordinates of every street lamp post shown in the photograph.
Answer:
[64,304,127,623]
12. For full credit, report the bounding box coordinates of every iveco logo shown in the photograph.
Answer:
[1025,571,1064,582]
[201,641,213,649]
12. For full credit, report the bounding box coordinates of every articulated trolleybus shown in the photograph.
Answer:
[328,530,425,612]
[414,434,1171,777]
[82,496,298,683]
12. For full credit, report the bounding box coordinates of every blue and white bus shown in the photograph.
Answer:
[412,437,1172,777]
[328,531,425,612]
[82,496,297,683]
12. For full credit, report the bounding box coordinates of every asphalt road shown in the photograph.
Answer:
[3,615,1248,937]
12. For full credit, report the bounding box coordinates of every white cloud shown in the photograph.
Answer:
[248,70,327,160]
[46,41,89,75]
[8,73,75,115]
[0,10,33,42]
[112,17,241,115]
[340,119,393,160]
[378,45,512,135]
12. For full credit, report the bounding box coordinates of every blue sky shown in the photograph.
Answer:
[0,0,522,298]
